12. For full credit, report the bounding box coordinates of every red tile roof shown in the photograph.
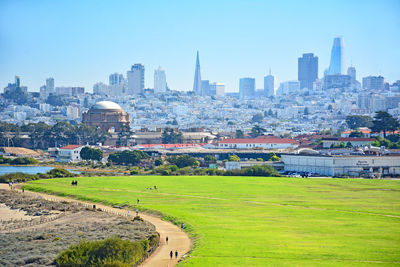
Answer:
[136,143,206,149]
[219,138,299,144]
[60,145,83,150]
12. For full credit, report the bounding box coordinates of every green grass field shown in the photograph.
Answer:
[26,176,400,266]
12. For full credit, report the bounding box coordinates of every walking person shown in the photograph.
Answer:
[170,250,173,259]
[137,199,140,204]
[136,208,139,216]
[166,236,168,245]
[175,250,178,259]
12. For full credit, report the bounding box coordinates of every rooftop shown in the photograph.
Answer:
[219,138,298,144]
[91,101,122,110]
[60,145,83,150]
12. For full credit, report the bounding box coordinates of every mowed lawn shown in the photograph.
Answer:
[26,176,400,266]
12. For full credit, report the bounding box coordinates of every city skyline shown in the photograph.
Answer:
[1,0,399,92]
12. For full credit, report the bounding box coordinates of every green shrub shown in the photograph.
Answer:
[0,155,12,164]
[6,157,40,165]
[46,168,76,178]
[55,236,150,267]
[225,164,280,177]
[0,172,39,183]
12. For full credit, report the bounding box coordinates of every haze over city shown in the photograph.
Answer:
[1,0,399,92]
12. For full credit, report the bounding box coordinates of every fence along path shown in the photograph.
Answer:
[0,184,191,267]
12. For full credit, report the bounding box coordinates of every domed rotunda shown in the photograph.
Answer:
[82,101,130,132]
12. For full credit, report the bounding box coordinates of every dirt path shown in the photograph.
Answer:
[0,184,191,267]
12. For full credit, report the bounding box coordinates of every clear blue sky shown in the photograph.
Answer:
[1,0,399,92]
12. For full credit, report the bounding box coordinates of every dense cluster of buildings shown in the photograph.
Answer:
[1,37,400,178]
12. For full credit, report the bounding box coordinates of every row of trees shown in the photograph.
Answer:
[346,112,399,138]
[0,121,110,149]
[108,150,149,165]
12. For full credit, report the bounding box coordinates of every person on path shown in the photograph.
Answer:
[181,223,184,229]
[170,251,173,259]
[175,250,178,259]
[136,208,139,216]
[137,199,140,204]
[166,236,168,245]
[22,188,24,193]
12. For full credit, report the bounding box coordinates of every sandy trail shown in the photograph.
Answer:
[0,183,191,267]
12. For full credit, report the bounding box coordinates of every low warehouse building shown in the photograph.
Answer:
[281,153,400,177]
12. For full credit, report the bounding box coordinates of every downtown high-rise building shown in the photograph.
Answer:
[239,78,255,99]
[109,73,124,86]
[127,64,145,95]
[40,77,55,99]
[347,67,356,82]
[362,76,385,91]
[108,73,125,96]
[193,51,202,94]
[298,53,318,89]
[264,70,276,97]
[46,77,55,94]
[327,37,346,75]
[201,80,210,96]
[209,82,225,97]
[154,66,167,93]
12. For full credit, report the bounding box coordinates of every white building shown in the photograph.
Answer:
[277,80,300,95]
[93,82,109,96]
[66,106,79,120]
[218,138,299,149]
[282,153,400,177]
[264,72,276,97]
[127,64,144,95]
[154,67,167,93]
[209,82,225,96]
[57,145,84,162]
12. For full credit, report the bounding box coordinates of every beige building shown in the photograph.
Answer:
[82,101,130,133]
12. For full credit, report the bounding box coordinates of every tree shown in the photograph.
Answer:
[267,152,280,161]
[117,124,133,147]
[251,113,264,123]
[371,111,400,138]
[345,115,373,129]
[108,150,149,165]
[228,155,240,162]
[204,155,217,163]
[154,158,163,166]
[162,128,183,144]
[80,147,103,161]
[235,129,244,139]
[46,94,66,106]
[250,125,265,138]
[167,155,199,168]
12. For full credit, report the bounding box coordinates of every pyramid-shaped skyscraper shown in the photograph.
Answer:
[193,51,201,94]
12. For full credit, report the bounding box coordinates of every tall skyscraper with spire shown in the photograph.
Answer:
[328,37,345,75]
[193,51,202,94]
